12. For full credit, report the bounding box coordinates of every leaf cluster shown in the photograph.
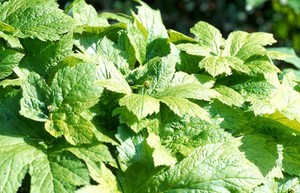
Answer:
[1,0,300,192]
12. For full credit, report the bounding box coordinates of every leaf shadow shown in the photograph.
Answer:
[239,134,280,177]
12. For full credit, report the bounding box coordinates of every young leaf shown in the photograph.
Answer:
[96,55,132,94]
[170,72,215,88]
[226,31,276,61]
[71,0,109,26]
[191,21,224,56]
[50,62,100,112]
[199,56,234,77]
[245,55,280,75]
[133,0,168,44]
[75,163,122,193]
[268,47,300,69]
[119,94,160,120]
[126,20,147,65]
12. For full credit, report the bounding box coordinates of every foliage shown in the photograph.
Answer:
[246,0,300,52]
[1,0,300,192]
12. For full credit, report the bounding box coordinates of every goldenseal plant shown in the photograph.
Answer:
[1,0,300,192]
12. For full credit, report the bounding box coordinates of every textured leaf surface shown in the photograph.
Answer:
[20,73,51,122]
[148,140,264,193]
[133,1,168,43]
[71,0,108,26]
[96,37,129,74]
[0,135,90,193]
[159,96,210,121]
[0,49,23,79]
[126,21,147,65]
[199,56,233,77]
[46,63,101,144]
[155,83,219,101]
[20,33,73,77]
[119,94,160,120]
[0,0,75,40]
[146,133,176,167]
[215,85,244,107]
[191,21,224,55]
[116,127,158,193]
[225,31,276,60]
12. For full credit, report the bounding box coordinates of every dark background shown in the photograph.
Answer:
[58,0,300,53]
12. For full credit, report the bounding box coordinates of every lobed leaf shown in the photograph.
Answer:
[119,94,160,120]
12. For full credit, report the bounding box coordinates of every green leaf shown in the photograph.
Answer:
[240,134,283,178]
[0,31,22,49]
[0,87,45,137]
[155,83,219,101]
[46,113,98,145]
[75,164,122,193]
[143,46,178,92]
[214,85,244,107]
[113,107,160,133]
[133,0,168,44]
[0,49,24,79]
[116,126,159,193]
[191,21,224,56]
[71,0,109,26]
[176,51,203,73]
[199,56,248,77]
[20,73,51,122]
[148,140,264,193]
[268,47,300,69]
[96,36,130,74]
[277,176,300,193]
[45,62,101,144]
[20,33,73,78]
[146,133,177,167]
[170,72,216,88]
[96,53,131,94]
[168,29,198,44]
[0,135,90,193]
[50,62,100,112]
[268,76,300,123]
[209,101,253,134]
[0,0,76,41]
[159,96,210,121]
[97,79,131,94]
[126,20,147,65]
[225,31,276,61]
[119,94,160,120]
[279,137,300,176]
[245,55,281,75]
[263,112,300,136]
[231,77,276,99]
[177,43,211,56]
